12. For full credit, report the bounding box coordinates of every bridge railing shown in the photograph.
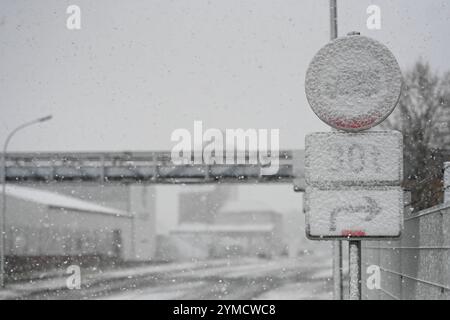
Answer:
[3,150,304,186]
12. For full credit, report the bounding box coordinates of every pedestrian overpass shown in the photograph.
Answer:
[4,150,305,190]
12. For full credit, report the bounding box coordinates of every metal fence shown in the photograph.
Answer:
[362,202,450,300]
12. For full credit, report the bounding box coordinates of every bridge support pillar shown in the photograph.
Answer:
[127,185,157,262]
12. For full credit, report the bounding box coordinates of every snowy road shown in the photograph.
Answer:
[14,251,333,300]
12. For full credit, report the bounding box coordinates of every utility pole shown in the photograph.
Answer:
[329,0,343,301]
[330,0,338,40]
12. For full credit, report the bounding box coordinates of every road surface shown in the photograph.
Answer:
[6,251,333,300]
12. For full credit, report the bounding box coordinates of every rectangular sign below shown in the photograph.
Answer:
[305,187,403,239]
[305,131,403,187]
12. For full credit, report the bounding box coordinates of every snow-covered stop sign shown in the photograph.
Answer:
[305,35,402,132]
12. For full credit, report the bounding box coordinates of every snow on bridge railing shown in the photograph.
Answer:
[3,150,304,186]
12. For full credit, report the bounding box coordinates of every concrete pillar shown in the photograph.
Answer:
[445,162,450,204]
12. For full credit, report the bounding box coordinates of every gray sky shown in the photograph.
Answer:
[1,0,449,152]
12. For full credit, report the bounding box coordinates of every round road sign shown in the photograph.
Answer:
[305,35,402,132]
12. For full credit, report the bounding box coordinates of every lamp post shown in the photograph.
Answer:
[0,115,52,288]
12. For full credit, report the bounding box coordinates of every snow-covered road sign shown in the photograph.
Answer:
[305,35,402,132]
[305,131,403,187]
[305,187,403,239]
[304,34,403,240]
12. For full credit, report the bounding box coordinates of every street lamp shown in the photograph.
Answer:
[0,115,53,288]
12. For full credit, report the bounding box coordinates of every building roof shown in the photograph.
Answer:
[5,185,132,217]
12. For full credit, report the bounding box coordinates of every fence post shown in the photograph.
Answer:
[444,162,450,203]
[444,162,450,299]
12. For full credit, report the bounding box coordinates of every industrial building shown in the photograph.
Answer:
[3,183,157,274]
[168,199,284,260]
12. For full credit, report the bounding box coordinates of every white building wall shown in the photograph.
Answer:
[38,182,157,261]
[4,195,133,258]
[5,183,160,261]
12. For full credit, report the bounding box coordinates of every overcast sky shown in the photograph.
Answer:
[1,0,449,152]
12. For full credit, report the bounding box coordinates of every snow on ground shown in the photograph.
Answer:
[1,259,233,299]
[101,281,207,300]
[256,281,332,300]
[99,255,333,300]
[1,245,333,300]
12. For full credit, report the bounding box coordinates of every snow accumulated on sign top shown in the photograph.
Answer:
[305,131,403,186]
[305,35,402,132]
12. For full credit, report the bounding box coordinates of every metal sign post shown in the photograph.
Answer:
[332,240,343,299]
[303,32,403,300]
[348,240,362,300]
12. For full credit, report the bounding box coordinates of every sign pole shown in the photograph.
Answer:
[329,0,343,301]
[349,240,362,300]
[332,240,343,299]
[329,0,338,40]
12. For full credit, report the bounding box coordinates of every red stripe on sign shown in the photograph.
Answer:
[326,113,383,130]
[341,230,366,237]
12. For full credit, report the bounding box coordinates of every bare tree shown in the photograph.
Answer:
[383,61,450,211]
